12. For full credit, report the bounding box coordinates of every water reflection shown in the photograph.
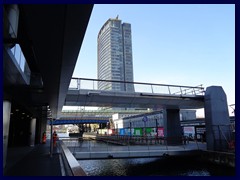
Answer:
[57,133,234,176]
[78,156,234,176]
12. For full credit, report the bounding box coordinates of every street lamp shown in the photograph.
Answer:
[142,116,148,136]
[130,121,132,139]
[155,117,158,137]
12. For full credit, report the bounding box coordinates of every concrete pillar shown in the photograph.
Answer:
[29,117,36,146]
[163,109,182,145]
[3,101,11,169]
[204,86,231,151]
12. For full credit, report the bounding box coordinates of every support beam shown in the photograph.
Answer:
[164,109,182,145]
[204,86,231,151]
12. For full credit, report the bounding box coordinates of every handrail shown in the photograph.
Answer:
[61,109,152,113]
[62,136,205,160]
[72,77,204,89]
[58,140,86,176]
[69,77,205,96]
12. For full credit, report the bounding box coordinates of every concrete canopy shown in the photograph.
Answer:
[4,4,93,119]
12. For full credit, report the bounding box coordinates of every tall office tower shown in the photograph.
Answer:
[97,16,134,92]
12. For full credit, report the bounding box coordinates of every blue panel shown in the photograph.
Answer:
[119,128,125,135]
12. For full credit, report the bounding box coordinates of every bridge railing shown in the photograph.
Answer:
[61,136,206,159]
[211,124,235,152]
[61,109,153,114]
[69,77,205,96]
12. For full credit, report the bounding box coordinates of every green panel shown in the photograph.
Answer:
[134,128,142,136]
[146,128,152,133]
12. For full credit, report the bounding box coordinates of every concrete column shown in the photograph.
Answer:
[163,109,182,145]
[29,117,36,146]
[204,86,231,151]
[3,101,11,169]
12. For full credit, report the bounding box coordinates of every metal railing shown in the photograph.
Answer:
[61,136,206,160]
[69,77,205,97]
[211,124,235,152]
[62,109,153,114]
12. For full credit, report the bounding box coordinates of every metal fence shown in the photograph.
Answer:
[61,136,206,159]
[69,78,205,97]
[211,125,235,152]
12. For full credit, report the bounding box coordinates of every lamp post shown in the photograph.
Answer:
[130,121,132,139]
[154,115,159,138]
[142,116,148,136]
[50,118,53,157]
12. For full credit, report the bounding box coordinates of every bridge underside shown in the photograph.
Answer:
[65,89,204,109]
[49,119,108,125]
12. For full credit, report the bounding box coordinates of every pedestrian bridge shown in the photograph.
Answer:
[64,78,205,109]
[51,109,154,125]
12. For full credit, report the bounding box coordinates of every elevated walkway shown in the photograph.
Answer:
[65,89,204,109]
[65,78,204,109]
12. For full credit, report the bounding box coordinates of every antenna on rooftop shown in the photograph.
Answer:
[116,15,119,19]
[229,104,235,116]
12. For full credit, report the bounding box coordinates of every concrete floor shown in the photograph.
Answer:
[4,140,62,176]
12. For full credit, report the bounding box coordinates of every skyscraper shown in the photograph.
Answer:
[97,16,134,92]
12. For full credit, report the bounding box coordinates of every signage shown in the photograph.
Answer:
[142,116,148,122]
[157,127,164,137]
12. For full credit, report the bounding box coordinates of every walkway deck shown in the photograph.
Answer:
[4,140,62,176]
[65,88,204,109]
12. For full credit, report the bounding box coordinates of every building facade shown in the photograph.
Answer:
[97,16,134,92]
[112,110,196,130]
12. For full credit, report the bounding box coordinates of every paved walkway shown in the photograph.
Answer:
[4,140,62,176]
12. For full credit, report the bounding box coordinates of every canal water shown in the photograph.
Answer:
[58,133,235,176]
[77,156,235,176]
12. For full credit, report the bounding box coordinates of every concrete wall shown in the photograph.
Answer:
[204,86,231,151]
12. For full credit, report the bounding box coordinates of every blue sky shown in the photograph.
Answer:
[72,4,235,117]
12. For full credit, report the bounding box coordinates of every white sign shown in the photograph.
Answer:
[183,126,195,134]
